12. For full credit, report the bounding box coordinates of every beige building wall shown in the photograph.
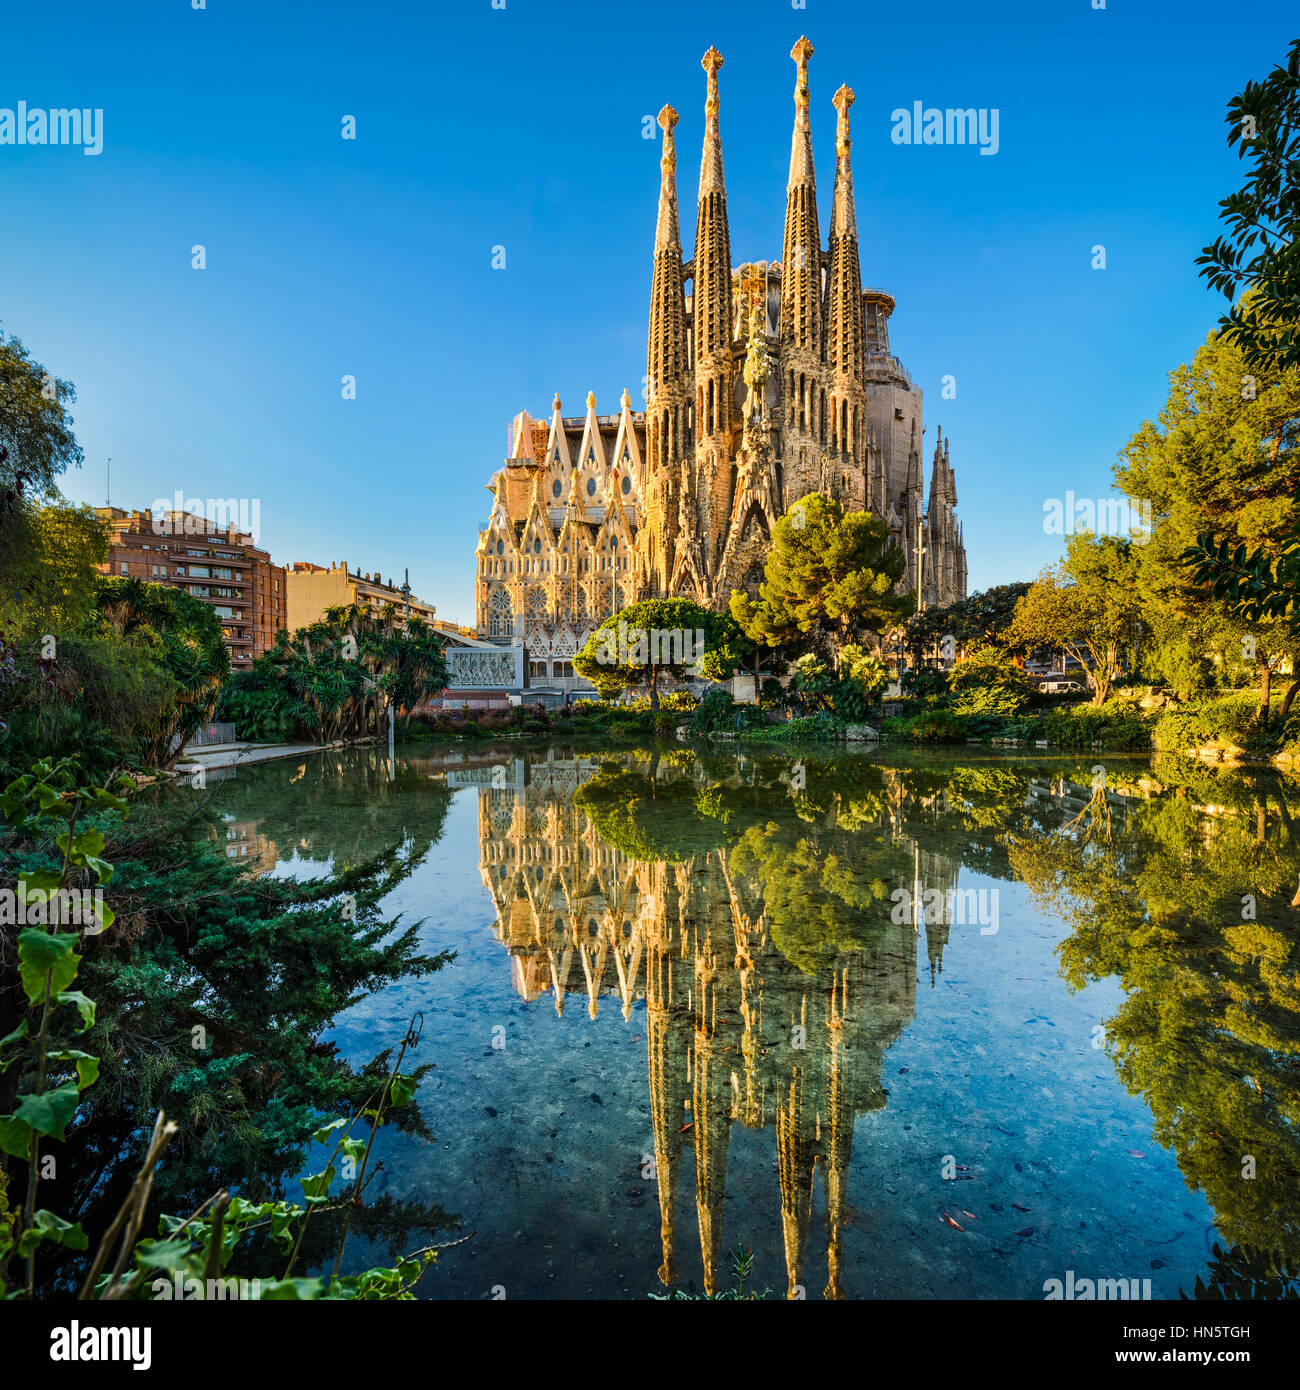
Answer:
[286,561,438,635]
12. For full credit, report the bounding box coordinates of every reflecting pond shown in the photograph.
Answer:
[190,740,1300,1300]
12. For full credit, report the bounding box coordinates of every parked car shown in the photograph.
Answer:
[1040,679,1087,694]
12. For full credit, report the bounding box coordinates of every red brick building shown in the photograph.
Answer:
[95,507,287,667]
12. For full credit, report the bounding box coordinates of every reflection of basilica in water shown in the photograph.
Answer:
[471,750,966,1298]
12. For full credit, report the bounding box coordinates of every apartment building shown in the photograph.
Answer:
[95,507,287,667]
[285,560,439,632]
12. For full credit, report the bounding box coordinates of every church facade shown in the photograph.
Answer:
[475,39,967,679]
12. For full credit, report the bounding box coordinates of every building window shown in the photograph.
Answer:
[586,477,597,497]
[528,660,547,679]
[119,562,128,575]
[553,660,574,679]
[488,587,513,638]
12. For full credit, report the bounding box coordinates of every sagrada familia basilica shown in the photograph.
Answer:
[474,38,967,671]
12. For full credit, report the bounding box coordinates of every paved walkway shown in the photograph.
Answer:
[176,740,346,772]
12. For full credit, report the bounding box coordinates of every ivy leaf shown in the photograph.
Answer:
[13,1081,81,1141]
[257,1278,324,1300]
[50,1049,100,1091]
[17,870,63,897]
[130,1237,202,1271]
[300,1166,336,1202]
[17,930,81,1005]
[0,1115,33,1160]
[311,1117,347,1144]
[55,991,97,1033]
[389,1073,418,1108]
[17,1211,88,1258]
[0,1020,29,1068]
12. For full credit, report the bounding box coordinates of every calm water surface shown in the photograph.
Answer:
[195,740,1300,1300]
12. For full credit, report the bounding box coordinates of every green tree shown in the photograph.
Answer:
[0,332,83,517]
[96,577,230,765]
[1196,38,1300,376]
[1117,327,1300,718]
[1009,535,1145,706]
[228,604,449,743]
[947,645,1032,716]
[729,493,908,670]
[573,598,747,711]
[904,582,1033,662]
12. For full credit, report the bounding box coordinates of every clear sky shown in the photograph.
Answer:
[2,0,1295,626]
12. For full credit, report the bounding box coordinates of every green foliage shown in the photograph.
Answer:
[729,493,908,660]
[573,599,747,710]
[650,1244,770,1300]
[1010,535,1145,705]
[2,565,229,778]
[904,582,1034,659]
[1151,692,1271,753]
[0,332,83,506]
[891,710,969,744]
[0,758,456,1300]
[789,645,885,722]
[1196,39,1300,376]
[222,605,449,744]
[0,758,132,1295]
[948,646,1032,716]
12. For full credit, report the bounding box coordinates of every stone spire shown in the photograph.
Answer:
[694,46,733,394]
[647,105,689,452]
[827,83,865,477]
[693,46,734,575]
[779,36,824,498]
[780,37,822,361]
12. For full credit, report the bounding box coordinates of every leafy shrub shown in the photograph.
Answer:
[1152,694,1260,753]
[948,646,1031,716]
[690,689,739,734]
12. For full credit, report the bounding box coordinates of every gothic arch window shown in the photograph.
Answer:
[743,563,764,599]
[489,586,513,637]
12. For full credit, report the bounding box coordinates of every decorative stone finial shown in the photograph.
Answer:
[657,105,678,180]
[792,36,814,108]
[552,393,561,412]
[620,387,631,410]
[833,83,855,156]
[702,47,724,117]
[586,390,597,410]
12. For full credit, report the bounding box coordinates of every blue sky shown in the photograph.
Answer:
[1,0,1294,625]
